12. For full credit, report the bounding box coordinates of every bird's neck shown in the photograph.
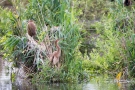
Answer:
[56,41,61,52]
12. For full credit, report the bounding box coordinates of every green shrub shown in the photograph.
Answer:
[1,0,83,83]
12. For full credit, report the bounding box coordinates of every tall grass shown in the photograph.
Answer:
[25,0,82,82]
[88,1,135,78]
[1,0,135,82]
[0,0,83,83]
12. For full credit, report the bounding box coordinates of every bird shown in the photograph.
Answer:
[27,20,36,37]
[49,39,61,68]
[124,0,131,6]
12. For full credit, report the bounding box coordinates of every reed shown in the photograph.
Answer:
[0,0,83,82]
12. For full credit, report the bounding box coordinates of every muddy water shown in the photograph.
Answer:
[0,57,135,90]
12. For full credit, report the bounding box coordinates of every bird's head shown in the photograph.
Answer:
[55,38,64,43]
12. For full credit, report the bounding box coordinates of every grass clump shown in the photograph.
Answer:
[0,0,84,83]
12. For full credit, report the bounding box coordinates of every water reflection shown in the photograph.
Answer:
[117,82,135,90]
[129,83,135,90]
[97,80,135,90]
[35,83,83,90]
[0,57,12,90]
[13,82,37,90]
[83,83,98,90]
[0,57,135,90]
[18,81,134,90]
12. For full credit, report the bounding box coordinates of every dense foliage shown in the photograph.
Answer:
[78,0,135,79]
[0,0,135,83]
[0,0,83,82]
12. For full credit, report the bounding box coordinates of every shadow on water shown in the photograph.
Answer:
[0,57,135,90]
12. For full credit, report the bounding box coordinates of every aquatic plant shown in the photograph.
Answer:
[25,0,82,83]
[1,0,135,83]
[0,0,83,83]
[88,1,135,79]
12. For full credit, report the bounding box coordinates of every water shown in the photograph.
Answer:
[0,56,12,90]
[0,57,135,90]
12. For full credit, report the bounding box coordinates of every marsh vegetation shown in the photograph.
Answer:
[0,0,135,89]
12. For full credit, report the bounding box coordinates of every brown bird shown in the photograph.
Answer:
[49,39,61,67]
[124,0,131,6]
[27,20,36,37]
